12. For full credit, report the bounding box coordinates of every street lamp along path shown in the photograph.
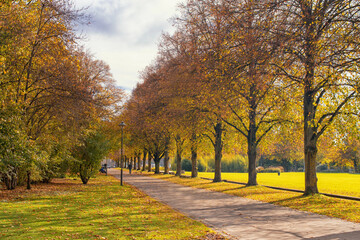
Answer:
[119,122,126,186]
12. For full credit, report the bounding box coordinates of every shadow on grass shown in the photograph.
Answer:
[269,195,306,204]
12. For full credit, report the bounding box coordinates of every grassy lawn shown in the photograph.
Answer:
[146,172,360,223]
[183,172,360,197]
[0,175,222,240]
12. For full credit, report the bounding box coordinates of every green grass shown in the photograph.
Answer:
[0,175,216,240]
[183,172,360,197]
[147,173,360,223]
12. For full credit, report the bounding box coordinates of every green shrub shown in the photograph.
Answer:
[180,158,208,172]
[198,159,206,172]
[198,155,247,173]
[170,159,177,171]
[70,129,111,184]
[0,106,35,189]
[181,159,192,171]
[222,159,247,173]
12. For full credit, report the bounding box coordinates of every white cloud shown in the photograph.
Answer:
[74,0,183,91]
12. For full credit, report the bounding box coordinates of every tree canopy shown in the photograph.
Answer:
[0,0,124,189]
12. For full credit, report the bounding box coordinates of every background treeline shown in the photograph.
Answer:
[0,0,124,190]
[121,0,360,195]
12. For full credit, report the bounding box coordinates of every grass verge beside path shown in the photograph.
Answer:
[0,175,224,240]
[142,172,360,223]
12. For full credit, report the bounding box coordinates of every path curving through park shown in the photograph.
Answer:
[108,169,360,240]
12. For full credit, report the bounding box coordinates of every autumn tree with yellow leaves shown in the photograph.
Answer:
[1,0,123,189]
[268,0,360,195]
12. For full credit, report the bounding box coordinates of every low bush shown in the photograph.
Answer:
[181,159,192,171]
[201,154,247,173]
[258,166,283,174]
[256,166,264,173]
[198,159,207,172]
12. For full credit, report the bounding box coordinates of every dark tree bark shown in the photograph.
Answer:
[353,158,359,173]
[130,157,134,170]
[247,85,258,186]
[175,134,184,177]
[213,120,223,182]
[142,151,147,171]
[164,150,170,174]
[2,166,18,190]
[191,133,198,178]
[137,153,141,170]
[303,80,319,195]
[154,154,161,174]
[26,170,31,190]
[80,176,90,184]
[175,151,182,176]
[148,154,152,172]
[191,149,198,178]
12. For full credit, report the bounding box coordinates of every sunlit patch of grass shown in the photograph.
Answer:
[0,175,219,240]
[182,172,360,197]
[146,172,360,223]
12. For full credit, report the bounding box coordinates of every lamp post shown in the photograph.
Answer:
[119,122,126,186]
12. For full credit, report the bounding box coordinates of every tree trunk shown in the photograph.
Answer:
[303,66,319,194]
[2,166,18,190]
[142,151,147,171]
[10,173,17,190]
[213,120,223,182]
[247,145,257,186]
[26,170,31,190]
[191,149,198,178]
[81,176,89,184]
[154,155,161,174]
[148,154,152,172]
[304,141,318,195]
[175,134,184,177]
[353,158,359,173]
[191,133,198,178]
[164,150,170,174]
[304,121,319,195]
[303,83,319,195]
[137,155,141,170]
[303,4,319,195]
[175,151,182,176]
[247,106,258,186]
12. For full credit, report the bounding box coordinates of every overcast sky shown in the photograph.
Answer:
[75,0,183,92]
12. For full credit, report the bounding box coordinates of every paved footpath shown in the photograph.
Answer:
[108,169,360,240]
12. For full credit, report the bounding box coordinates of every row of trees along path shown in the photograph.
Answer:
[120,0,360,195]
